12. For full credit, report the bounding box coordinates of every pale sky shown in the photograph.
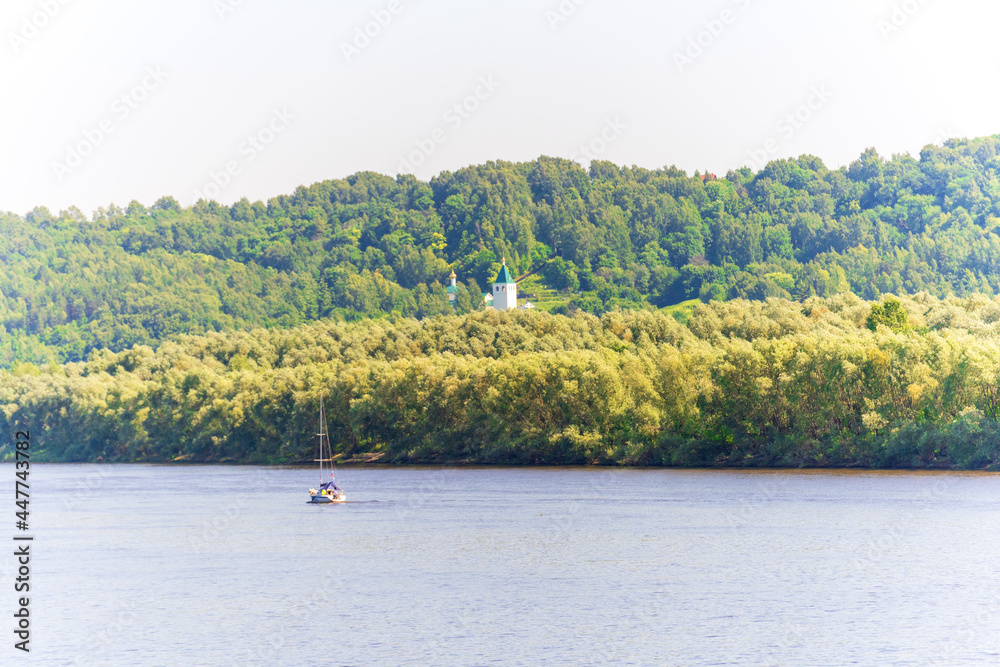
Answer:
[1,0,997,216]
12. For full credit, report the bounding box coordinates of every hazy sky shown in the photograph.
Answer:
[2,0,997,215]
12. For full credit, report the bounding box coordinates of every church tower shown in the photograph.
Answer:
[491,258,517,311]
[447,269,458,308]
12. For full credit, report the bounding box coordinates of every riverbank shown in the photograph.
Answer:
[5,303,1000,470]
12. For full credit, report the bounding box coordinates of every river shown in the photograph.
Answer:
[3,465,999,666]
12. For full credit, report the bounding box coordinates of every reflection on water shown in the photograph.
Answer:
[6,465,1000,666]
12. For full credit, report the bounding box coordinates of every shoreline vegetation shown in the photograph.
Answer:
[5,302,1000,470]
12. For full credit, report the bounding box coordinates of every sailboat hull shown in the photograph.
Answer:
[309,493,346,504]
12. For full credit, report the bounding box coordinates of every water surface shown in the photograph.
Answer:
[3,466,999,666]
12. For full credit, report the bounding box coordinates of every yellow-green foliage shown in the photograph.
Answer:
[5,294,1000,468]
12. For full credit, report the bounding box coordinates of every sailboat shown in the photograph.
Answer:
[308,396,346,504]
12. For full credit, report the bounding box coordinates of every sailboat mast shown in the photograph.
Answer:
[318,395,325,484]
[314,395,337,486]
[325,396,336,483]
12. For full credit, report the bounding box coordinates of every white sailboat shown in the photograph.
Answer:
[308,396,346,504]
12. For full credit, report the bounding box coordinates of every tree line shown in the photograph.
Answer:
[4,297,1000,469]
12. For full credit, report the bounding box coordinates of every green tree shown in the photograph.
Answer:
[866,296,909,333]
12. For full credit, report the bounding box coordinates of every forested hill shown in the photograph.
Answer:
[6,135,1000,366]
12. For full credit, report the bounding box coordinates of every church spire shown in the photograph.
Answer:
[446,268,459,305]
[493,259,515,285]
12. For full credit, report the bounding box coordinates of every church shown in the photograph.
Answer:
[488,258,518,310]
[450,258,528,311]
[447,269,459,307]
